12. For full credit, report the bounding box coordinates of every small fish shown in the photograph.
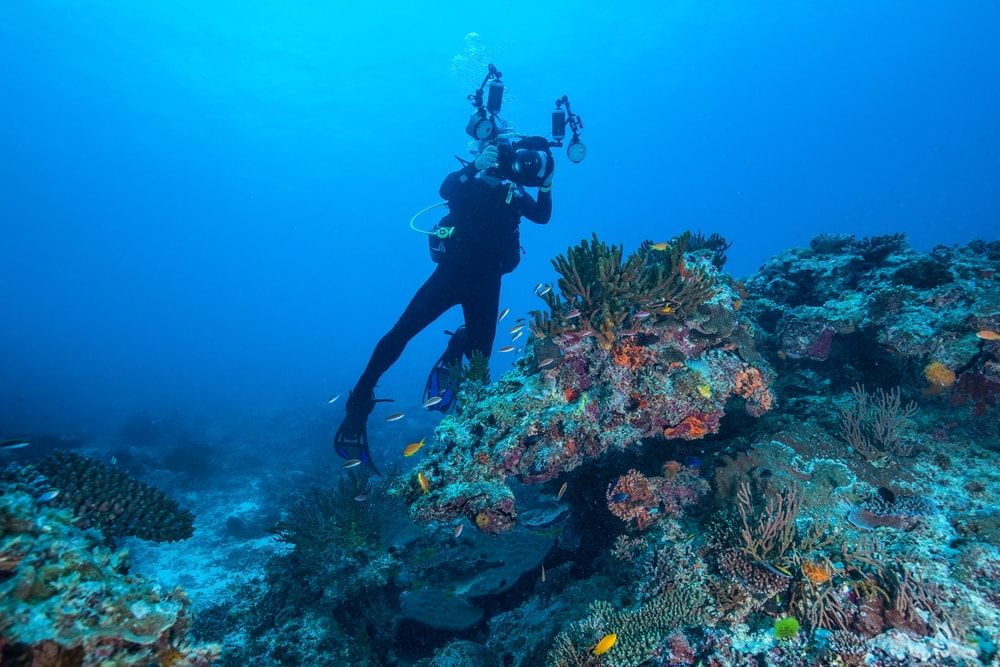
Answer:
[498,307,510,323]
[327,393,342,404]
[978,330,1000,341]
[403,438,427,457]
[512,330,524,341]
[697,384,712,398]
[634,310,651,319]
[422,396,444,409]
[354,494,368,502]
[498,345,516,353]
[534,282,544,293]
[385,412,405,422]
[565,309,581,319]
[417,471,430,494]
[557,482,568,501]
[541,564,546,582]
[342,459,362,469]
[592,633,618,656]
[659,305,674,314]
[111,455,117,465]
[611,492,630,503]
[544,369,559,380]
[454,523,463,538]
[536,284,552,297]
[649,242,668,251]
[37,489,60,502]
[0,439,30,451]
[538,357,555,368]
[509,323,526,334]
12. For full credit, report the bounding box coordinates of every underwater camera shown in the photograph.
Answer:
[483,135,551,187]
[464,65,587,178]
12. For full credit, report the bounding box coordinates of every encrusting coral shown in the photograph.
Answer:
[0,488,217,665]
[33,450,195,542]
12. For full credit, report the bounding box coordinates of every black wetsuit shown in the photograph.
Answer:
[351,161,552,398]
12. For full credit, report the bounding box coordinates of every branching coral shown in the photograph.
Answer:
[531,232,717,342]
[837,384,917,461]
[273,466,402,568]
[735,481,801,563]
[683,230,733,268]
[33,451,194,542]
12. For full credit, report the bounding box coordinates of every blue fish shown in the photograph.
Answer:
[685,456,702,469]
[611,492,630,503]
[37,489,60,502]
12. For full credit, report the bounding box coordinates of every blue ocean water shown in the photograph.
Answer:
[2,2,996,429]
[2,4,1000,665]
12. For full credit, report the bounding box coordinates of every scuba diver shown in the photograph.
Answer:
[333,136,554,474]
[333,65,585,474]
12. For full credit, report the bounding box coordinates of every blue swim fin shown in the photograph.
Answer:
[334,390,392,476]
[423,327,467,413]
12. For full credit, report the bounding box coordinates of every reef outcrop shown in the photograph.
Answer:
[405,233,775,533]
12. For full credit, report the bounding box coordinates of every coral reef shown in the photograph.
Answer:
[29,231,993,667]
[405,232,774,533]
[746,234,1000,410]
[0,488,217,665]
[31,451,195,542]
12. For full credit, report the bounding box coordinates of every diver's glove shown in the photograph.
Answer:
[539,171,553,193]
[475,145,499,171]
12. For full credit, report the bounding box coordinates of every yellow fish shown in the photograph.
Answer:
[649,242,668,251]
[592,633,617,656]
[403,438,426,457]
[697,384,712,398]
[659,305,673,314]
[417,471,430,494]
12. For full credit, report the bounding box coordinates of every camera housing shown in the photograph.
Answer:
[487,136,553,187]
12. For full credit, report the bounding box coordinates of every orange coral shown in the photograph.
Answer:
[733,367,774,416]
[606,469,658,530]
[801,560,833,585]
[924,361,955,390]
[663,414,711,440]
[733,367,766,398]
[612,340,655,369]
[662,460,683,479]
